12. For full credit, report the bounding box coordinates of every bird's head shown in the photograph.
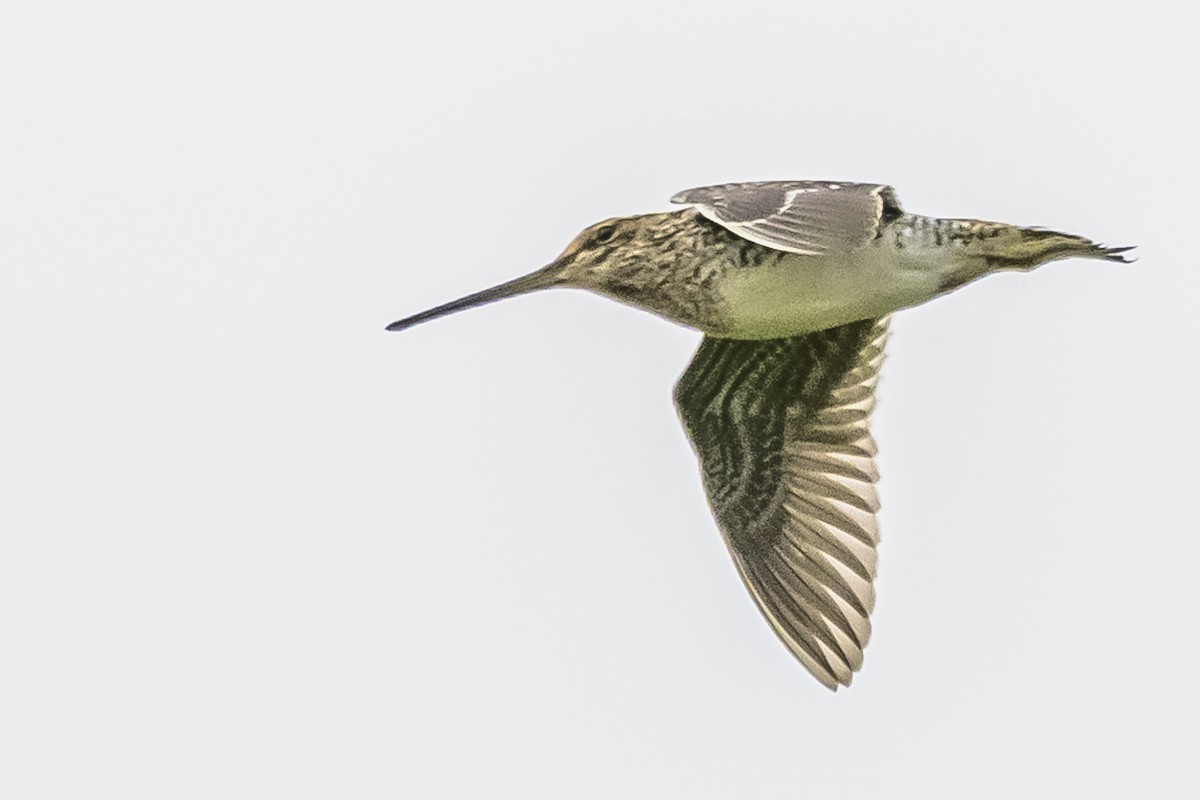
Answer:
[385,212,689,332]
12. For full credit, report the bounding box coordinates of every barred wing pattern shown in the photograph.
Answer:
[671,181,902,257]
[674,318,888,689]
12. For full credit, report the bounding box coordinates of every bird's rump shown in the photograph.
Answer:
[671,181,902,257]
[674,318,888,688]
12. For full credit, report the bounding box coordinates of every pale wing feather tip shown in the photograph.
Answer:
[668,181,902,257]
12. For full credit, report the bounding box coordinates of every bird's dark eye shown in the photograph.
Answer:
[593,225,616,244]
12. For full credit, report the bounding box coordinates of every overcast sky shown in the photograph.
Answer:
[2,2,1196,798]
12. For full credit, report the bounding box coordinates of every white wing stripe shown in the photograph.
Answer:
[671,181,901,257]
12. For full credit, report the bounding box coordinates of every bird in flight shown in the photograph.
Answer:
[387,181,1130,689]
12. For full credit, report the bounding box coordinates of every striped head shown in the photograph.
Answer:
[385,209,728,333]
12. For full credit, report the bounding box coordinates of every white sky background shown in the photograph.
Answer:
[2,2,1196,797]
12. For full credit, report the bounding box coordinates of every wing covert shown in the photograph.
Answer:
[671,181,902,256]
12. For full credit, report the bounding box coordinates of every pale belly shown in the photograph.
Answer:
[715,249,949,339]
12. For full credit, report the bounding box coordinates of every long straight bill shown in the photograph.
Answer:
[386,265,563,332]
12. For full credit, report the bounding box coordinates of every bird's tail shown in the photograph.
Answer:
[1014,226,1134,265]
[968,222,1135,270]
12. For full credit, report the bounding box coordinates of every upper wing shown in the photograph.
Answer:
[671,181,902,256]
[674,318,888,689]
